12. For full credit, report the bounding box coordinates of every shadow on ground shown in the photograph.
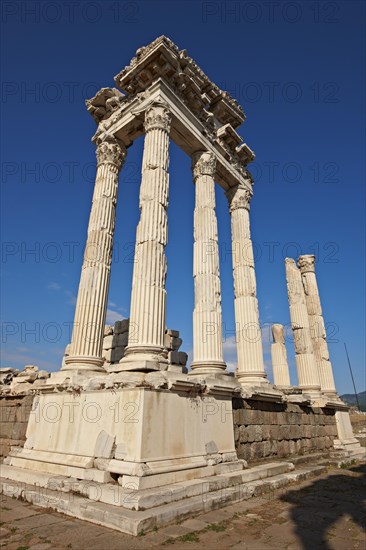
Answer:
[281,464,366,550]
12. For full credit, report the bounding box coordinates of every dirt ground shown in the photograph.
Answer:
[1,463,365,550]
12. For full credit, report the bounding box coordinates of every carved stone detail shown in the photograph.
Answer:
[144,103,171,133]
[96,137,126,168]
[86,88,125,124]
[115,36,244,129]
[298,254,316,274]
[226,184,252,212]
[192,151,216,180]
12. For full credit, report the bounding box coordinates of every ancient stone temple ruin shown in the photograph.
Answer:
[0,36,363,535]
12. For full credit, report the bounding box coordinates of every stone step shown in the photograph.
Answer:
[0,461,294,511]
[0,462,326,536]
[287,452,327,466]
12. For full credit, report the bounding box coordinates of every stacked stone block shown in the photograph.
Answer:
[0,395,34,458]
[103,319,130,366]
[62,320,188,371]
[164,329,188,371]
[233,398,338,462]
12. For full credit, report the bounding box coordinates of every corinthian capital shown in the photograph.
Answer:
[226,183,252,212]
[96,137,127,169]
[298,254,316,274]
[144,103,171,132]
[192,151,216,181]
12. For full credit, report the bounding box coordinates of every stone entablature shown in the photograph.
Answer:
[114,36,245,129]
[86,37,254,193]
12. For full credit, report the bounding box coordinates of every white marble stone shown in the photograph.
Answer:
[271,324,291,387]
[64,137,126,372]
[226,182,269,386]
[285,258,321,395]
[298,255,337,396]
[119,104,171,372]
[190,152,226,375]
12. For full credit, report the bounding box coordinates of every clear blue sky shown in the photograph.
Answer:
[1,1,365,394]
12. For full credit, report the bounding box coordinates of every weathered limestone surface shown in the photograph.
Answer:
[285,258,321,394]
[64,137,126,373]
[120,104,171,371]
[271,324,291,388]
[226,183,268,386]
[298,255,337,396]
[190,152,226,374]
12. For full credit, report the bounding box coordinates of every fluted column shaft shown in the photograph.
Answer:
[298,255,337,395]
[271,324,291,387]
[120,104,171,370]
[226,183,268,385]
[190,152,226,374]
[64,137,126,371]
[285,258,321,392]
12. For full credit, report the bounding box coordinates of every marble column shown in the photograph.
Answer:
[226,182,268,385]
[285,258,321,393]
[64,137,126,372]
[271,324,291,388]
[298,255,337,396]
[119,103,171,371]
[190,151,226,374]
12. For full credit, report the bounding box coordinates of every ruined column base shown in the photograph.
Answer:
[236,373,285,401]
[236,372,271,386]
[62,355,105,373]
[117,346,168,372]
[189,361,227,376]
[333,409,364,457]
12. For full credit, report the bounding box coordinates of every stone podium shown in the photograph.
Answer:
[1,36,261,532]
[1,36,363,535]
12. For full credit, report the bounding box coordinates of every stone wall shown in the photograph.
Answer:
[0,393,340,463]
[0,394,34,458]
[233,398,338,462]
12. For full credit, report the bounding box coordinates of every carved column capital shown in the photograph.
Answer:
[298,254,316,274]
[144,103,171,132]
[192,151,216,181]
[226,183,252,212]
[96,137,126,169]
